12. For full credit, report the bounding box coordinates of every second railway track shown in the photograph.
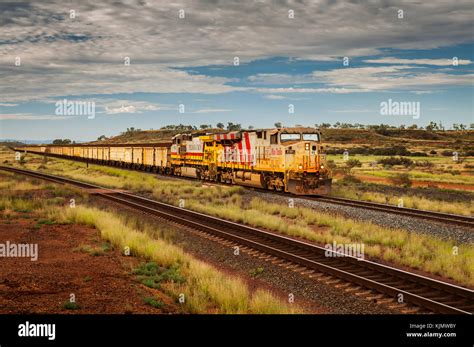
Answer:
[1,165,473,314]
[308,195,474,229]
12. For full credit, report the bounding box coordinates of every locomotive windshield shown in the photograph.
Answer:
[280,133,301,141]
[302,133,320,141]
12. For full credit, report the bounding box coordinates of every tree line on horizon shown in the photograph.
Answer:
[49,121,473,144]
[159,121,473,132]
[315,121,473,131]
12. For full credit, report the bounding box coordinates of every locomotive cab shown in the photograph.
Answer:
[279,128,332,195]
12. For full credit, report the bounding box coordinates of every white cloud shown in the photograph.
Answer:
[248,74,314,85]
[263,95,288,100]
[0,113,75,120]
[262,94,308,100]
[101,99,173,115]
[192,108,232,114]
[105,105,139,114]
[0,1,473,102]
[249,64,473,94]
[311,66,474,91]
[0,64,242,102]
[364,57,472,66]
[411,90,440,95]
[255,87,370,94]
[328,109,374,113]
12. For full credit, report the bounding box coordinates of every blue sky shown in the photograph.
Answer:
[0,1,473,141]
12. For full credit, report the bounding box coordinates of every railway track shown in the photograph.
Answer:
[11,150,474,228]
[1,165,473,314]
[306,196,474,229]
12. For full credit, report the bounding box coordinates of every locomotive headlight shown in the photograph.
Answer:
[298,164,303,170]
[305,143,310,150]
[320,164,324,169]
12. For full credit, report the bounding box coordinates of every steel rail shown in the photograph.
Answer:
[1,165,473,314]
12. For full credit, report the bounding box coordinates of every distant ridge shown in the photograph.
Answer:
[0,139,86,145]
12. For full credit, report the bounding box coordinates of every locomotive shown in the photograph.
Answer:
[14,127,332,195]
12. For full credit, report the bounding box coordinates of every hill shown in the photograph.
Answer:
[89,128,474,151]
[90,128,230,145]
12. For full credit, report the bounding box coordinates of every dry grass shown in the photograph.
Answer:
[327,153,474,184]
[185,197,474,287]
[363,169,474,185]
[5,150,473,287]
[0,172,88,217]
[0,168,300,314]
[0,174,47,213]
[51,206,300,314]
[4,150,243,200]
[330,185,473,216]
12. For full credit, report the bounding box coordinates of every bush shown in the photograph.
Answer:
[415,160,434,168]
[325,145,425,156]
[345,159,362,168]
[390,173,412,188]
[143,297,164,309]
[410,151,428,157]
[326,160,337,170]
[340,175,362,185]
[63,301,80,310]
[378,156,414,168]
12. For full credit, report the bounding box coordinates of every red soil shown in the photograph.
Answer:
[0,214,180,314]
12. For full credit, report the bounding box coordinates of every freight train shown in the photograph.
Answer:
[13,127,332,195]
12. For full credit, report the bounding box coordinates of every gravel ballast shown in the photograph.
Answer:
[96,198,400,314]
[249,190,474,245]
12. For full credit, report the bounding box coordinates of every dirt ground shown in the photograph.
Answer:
[0,214,180,314]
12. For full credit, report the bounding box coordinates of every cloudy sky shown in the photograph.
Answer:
[0,0,473,141]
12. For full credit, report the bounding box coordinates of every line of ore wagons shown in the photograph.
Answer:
[42,142,172,169]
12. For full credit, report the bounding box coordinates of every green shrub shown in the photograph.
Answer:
[63,301,80,310]
[143,297,164,309]
[378,156,414,167]
[390,173,412,188]
[345,159,362,169]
